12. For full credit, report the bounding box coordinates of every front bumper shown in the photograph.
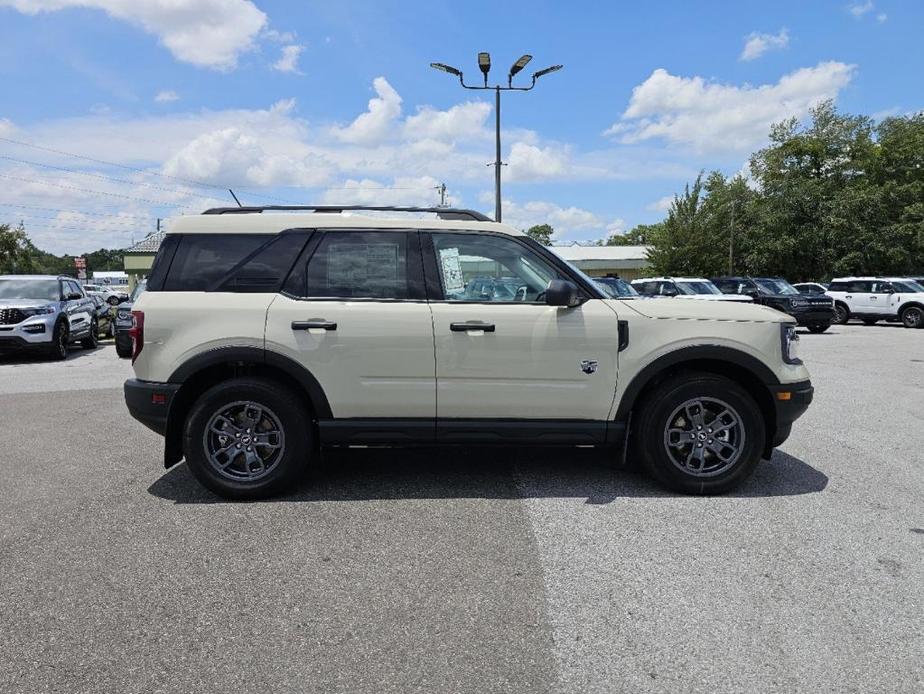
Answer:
[124,379,180,436]
[0,315,56,348]
[791,307,834,325]
[768,379,814,449]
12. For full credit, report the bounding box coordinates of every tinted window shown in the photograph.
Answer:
[676,281,721,295]
[892,280,924,292]
[828,281,848,292]
[65,280,83,297]
[846,280,873,293]
[304,231,410,299]
[217,233,308,293]
[164,235,271,291]
[431,233,559,302]
[633,281,659,295]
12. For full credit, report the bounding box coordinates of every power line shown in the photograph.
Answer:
[0,172,199,207]
[0,202,156,220]
[1,212,158,229]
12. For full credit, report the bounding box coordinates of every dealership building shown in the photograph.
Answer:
[550,245,651,281]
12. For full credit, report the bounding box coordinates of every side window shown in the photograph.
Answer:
[217,233,308,293]
[871,281,892,293]
[634,281,656,294]
[66,280,83,298]
[847,280,872,293]
[659,282,677,296]
[828,281,847,292]
[431,233,559,302]
[164,235,271,291]
[304,231,410,299]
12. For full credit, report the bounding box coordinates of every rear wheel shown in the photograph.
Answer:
[901,305,924,329]
[832,303,849,325]
[632,372,765,495]
[183,378,314,500]
[80,319,99,349]
[807,321,829,333]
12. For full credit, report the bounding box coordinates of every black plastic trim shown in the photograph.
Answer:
[201,205,492,221]
[618,320,629,351]
[124,379,180,436]
[614,345,781,421]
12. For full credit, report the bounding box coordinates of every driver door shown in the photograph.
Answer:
[425,232,620,422]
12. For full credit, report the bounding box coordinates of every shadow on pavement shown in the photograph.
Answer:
[148,446,827,505]
[0,342,111,365]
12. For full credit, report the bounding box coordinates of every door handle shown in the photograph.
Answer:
[291,320,337,331]
[845,295,852,299]
[450,321,495,333]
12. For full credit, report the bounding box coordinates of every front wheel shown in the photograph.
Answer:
[81,319,99,349]
[48,320,68,360]
[632,372,765,495]
[183,378,314,500]
[807,321,830,334]
[901,306,924,329]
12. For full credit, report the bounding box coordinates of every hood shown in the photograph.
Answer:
[614,296,791,322]
[0,298,58,309]
[673,294,752,302]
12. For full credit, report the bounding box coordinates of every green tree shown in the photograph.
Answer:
[525,223,554,245]
[0,223,35,274]
[603,223,662,246]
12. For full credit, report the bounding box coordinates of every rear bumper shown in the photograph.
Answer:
[768,379,813,448]
[124,379,179,436]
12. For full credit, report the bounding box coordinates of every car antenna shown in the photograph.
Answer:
[228,189,243,207]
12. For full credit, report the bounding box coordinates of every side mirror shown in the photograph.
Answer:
[546,279,581,307]
[66,291,83,300]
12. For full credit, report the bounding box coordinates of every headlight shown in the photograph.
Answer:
[117,308,131,319]
[790,298,809,308]
[20,305,56,316]
[781,324,801,365]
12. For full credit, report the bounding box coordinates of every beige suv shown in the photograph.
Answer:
[124,205,813,499]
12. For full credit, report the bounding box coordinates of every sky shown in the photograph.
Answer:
[0,0,921,254]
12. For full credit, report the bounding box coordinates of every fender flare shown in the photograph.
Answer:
[614,344,780,421]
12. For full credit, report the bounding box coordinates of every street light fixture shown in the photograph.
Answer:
[429,52,562,223]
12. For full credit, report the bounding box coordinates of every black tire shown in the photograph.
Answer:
[81,319,99,349]
[632,372,765,495]
[900,305,924,329]
[862,318,878,326]
[115,334,133,358]
[107,295,120,306]
[48,320,68,361]
[183,377,314,500]
[807,322,830,334]
[832,303,849,325]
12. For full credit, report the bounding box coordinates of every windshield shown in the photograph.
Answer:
[755,278,799,295]
[891,280,924,293]
[130,281,147,301]
[676,281,721,295]
[0,278,61,301]
[596,277,639,297]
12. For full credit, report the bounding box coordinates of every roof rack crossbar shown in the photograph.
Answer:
[201,204,493,222]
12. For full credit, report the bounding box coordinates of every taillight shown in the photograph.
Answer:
[129,310,144,363]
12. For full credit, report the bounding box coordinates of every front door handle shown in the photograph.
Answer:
[450,321,495,333]
[292,320,337,331]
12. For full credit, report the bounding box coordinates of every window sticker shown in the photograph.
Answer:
[439,247,465,294]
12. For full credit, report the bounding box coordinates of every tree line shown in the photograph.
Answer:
[0,222,123,276]
[530,102,923,281]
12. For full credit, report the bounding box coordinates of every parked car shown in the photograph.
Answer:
[124,205,812,500]
[593,275,640,299]
[82,283,128,306]
[711,277,835,333]
[115,279,146,358]
[88,294,114,337]
[631,277,752,302]
[793,282,829,295]
[0,275,99,359]
[826,277,924,328]
[463,276,525,301]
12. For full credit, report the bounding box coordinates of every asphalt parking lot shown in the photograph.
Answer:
[1,325,922,694]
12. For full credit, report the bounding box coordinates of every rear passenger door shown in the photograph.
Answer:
[846,280,876,314]
[62,280,93,337]
[265,230,436,422]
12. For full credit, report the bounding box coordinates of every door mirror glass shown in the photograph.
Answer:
[545,279,580,307]
[66,291,83,300]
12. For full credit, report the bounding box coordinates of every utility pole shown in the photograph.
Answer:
[430,54,562,223]
[434,182,448,207]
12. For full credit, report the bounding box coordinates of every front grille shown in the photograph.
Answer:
[0,309,27,325]
[806,298,833,306]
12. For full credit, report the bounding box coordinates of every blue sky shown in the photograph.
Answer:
[0,0,921,253]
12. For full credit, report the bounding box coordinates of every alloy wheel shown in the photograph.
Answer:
[662,397,745,477]
[202,401,286,482]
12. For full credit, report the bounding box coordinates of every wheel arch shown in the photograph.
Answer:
[616,346,779,457]
[162,346,331,468]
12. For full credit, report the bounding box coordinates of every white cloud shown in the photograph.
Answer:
[332,77,403,144]
[0,0,268,70]
[647,195,674,212]
[154,90,179,103]
[318,176,450,207]
[876,12,887,23]
[403,102,491,142]
[272,44,304,74]
[848,1,875,18]
[606,61,856,153]
[740,28,789,61]
[486,194,613,238]
[0,118,16,137]
[506,142,570,181]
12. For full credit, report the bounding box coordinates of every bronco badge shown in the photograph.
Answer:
[580,359,598,375]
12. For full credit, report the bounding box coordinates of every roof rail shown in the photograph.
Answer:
[200,204,493,222]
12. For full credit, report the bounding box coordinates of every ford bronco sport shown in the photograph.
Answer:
[124,205,813,499]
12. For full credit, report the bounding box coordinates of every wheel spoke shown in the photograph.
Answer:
[664,396,744,477]
[202,401,285,483]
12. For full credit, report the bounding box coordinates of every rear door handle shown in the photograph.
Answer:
[450,321,495,333]
[292,320,337,331]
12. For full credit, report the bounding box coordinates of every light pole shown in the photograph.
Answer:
[430,54,562,223]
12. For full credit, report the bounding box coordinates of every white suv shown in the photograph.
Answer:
[826,277,924,328]
[124,205,812,499]
[631,277,753,302]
